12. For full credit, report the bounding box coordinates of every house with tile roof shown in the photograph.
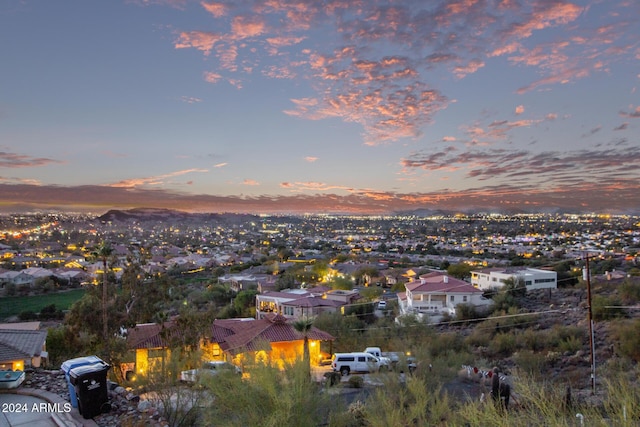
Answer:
[397,272,490,319]
[0,323,48,371]
[207,314,334,369]
[123,314,334,380]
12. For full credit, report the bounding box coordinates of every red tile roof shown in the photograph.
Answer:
[406,272,481,294]
[211,314,334,354]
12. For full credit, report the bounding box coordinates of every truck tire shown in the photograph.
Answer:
[340,366,350,376]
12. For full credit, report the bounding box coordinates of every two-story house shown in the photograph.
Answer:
[398,272,490,317]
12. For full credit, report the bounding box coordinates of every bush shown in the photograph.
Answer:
[455,303,482,321]
[19,310,37,321]
[492,332,517,356]
[592,295,625,321]
[611,319,640,362]
[348,375,364,388]
[558,335,583,354]
[513,350,547,377]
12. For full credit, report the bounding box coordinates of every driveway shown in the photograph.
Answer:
[0,389,94,427]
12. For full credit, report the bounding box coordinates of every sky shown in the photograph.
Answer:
[1,0,639,215]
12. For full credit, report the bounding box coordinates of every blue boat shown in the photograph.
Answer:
[0,370,25,389]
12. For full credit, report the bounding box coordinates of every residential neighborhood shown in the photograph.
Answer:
[0,210,639,426]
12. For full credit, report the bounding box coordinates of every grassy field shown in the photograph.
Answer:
[0,289,86,320]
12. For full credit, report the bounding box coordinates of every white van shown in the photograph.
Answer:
[331,352,381,376]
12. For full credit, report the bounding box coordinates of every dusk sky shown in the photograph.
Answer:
[1,0,639,215]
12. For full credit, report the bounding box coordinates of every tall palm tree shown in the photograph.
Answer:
[93,241,114,346]
[292,316,315,376]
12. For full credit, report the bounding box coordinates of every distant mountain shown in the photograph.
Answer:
[95,208,259,224]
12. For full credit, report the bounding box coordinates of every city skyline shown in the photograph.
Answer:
[1,0,639,215]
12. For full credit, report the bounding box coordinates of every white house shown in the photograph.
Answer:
[471,267,557,291]
[255,290,310,319]
[397,272,490,317]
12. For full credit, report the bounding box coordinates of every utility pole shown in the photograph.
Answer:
[584,254,596,394]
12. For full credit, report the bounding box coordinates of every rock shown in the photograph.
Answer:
[137,399,153,412]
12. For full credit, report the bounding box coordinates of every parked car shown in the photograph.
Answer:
[331,352,381,376]
[180,361,241,383]
[377,300,387,310]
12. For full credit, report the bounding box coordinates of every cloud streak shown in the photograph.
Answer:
[108,169,208,188]
[0,151,62,168]
[1,180,637,215]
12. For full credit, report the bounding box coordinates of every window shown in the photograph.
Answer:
[358,356,366,362]
[463,296,467,302]
[450,296,455,302]
[283,306,294,316]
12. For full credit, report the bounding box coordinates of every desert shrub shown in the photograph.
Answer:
[465,325,493,348]
[454,371,620,426]
[364,376,452,427]
[202,360,329,427]
[521,328,551,352]
[592,295,625,321]
[618,280,640,304]
[547,325,584,349]
[428,332,464,358]
[492,332,517,356]
[455,303,482,321]
[513,350,546,377]
[558,335,583,354]
[611,319,640,362]
[348,375,364,388]
[602,372,640,424]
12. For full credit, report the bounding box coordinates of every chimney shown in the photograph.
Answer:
[443,275,449,283]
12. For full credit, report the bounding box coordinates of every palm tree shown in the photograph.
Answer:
[93,241,114,347]
[292,316,315,377]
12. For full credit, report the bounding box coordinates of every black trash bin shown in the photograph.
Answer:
[69,361,111,419]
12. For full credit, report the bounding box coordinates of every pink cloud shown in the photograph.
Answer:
[503,2,583,39]
[109,169,208,188]
[515,105,525,115]
[175,31,221,55]
[243,179,260,186]
[304,156,318,162]
[180,96,202,104]
[201,1,228,18]
[231,16,266,38]
[620,105,640,118]
[203,71,223,83]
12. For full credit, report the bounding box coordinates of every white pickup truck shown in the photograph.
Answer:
[364,347,393,368]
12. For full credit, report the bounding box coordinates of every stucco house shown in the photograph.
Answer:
[123,314,334,380]
[397,272,490,318]
[206,314,334,369]
[470,267,557,291]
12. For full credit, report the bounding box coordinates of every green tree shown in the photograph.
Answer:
[328,276,354,291]
[233,290,258,317]
[447,263,472,280]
